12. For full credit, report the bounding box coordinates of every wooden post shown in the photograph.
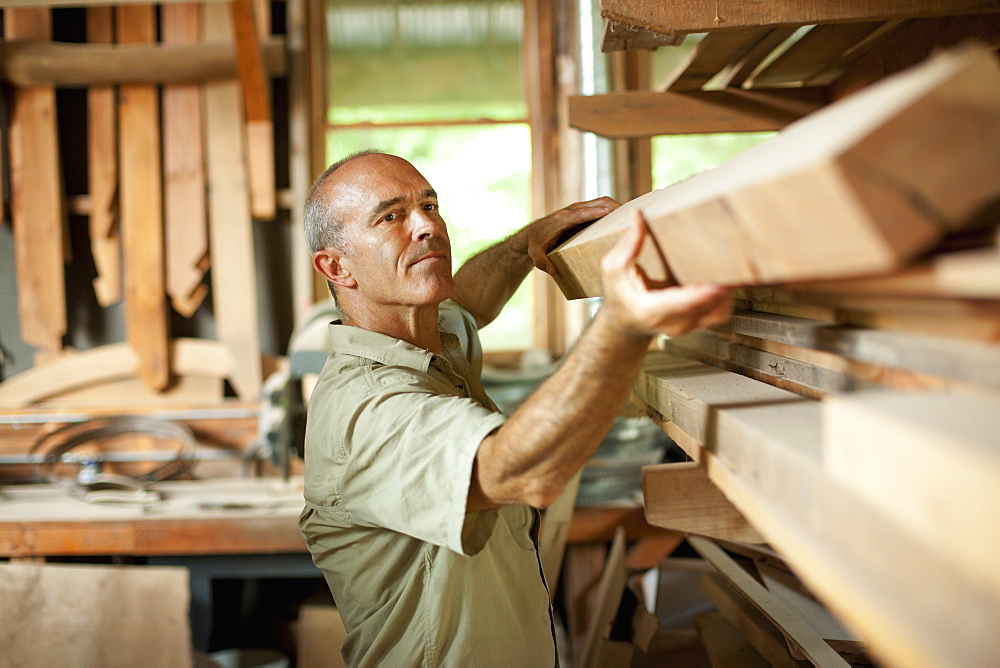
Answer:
[5,8,67,357]
[118,4,171,391]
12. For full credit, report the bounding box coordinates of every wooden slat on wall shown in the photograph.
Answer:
[86,6,121,307]
[552,47,1000,298]
[162,2,209,317]
[5,8,67,356]
[658,29,771,91]
[202,2,263,400]
[118,4,170,391]
[598,0,1000,35]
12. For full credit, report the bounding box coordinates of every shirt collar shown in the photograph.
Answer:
[327,320,461,374]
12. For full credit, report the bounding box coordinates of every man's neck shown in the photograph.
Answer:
[341,301,444,353]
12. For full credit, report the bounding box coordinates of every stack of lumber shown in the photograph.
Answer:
[0,3,280,407]
[550,45,1000,668]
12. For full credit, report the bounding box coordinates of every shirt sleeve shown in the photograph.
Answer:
[338,369,506,556]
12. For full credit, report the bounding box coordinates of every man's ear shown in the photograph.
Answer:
[312,249,357,289]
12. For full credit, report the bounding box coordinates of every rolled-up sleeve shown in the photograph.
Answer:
[339,372,506,556]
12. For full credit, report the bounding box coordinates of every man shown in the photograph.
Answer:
[299,150,732,666]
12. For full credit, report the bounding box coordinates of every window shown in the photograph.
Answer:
[325,0,534,351]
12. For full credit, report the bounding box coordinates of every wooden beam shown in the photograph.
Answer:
[700,574,806,668]
[568,87,825,138]
[635,353,1000,667]
[551,47,1000,298]
[746,22,888,88]
[162,3,209,318]
[5,8,67,355]
[690,537,851,667]
[580,527,628,668]
[659,29,772,91]
[718,310,1000,391]
[695,611,772,668]
[824,392,1000,606]
[643,462,764,543]
[598,0,1000,35]
[0,339,236,409]
[118,4,170,392]
[602,19,683,52]
[86,7,121,307]
[202,2,263,400]
[231,0,276,220]
[717,27,799,88]
[0,39,287,88]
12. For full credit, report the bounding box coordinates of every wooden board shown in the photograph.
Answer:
[700,573,806,668]
[634,352,1000,667]
[0,562,191,666]
[538,468,581,602]
[203,2,263,400]
[0,38,287,87]
[823,391,1000,603]
[0,339,236,409]
[690,537,850,667]
[551,46,1000,298]
[716,27,798,89]
[568,87,825,138]
[659,29,772,91]
[5,8,67,355]
[162,2,209,317]
[602,19,684,52]
[718,310,1000,391]
[581,526,629,668]
[599,0,1000,35]
[231,0,276,220]
[86,6,121,307]
[642,461,764,543]
[118,5,170,391]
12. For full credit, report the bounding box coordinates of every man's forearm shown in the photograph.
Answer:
[470,309,653,509]
[452,229,534,329]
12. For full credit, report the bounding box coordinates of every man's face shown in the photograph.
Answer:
[328,154,455,309]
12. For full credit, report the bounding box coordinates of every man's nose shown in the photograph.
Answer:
[412,210,445,241]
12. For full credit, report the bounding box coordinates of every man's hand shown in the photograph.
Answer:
[525,197,619,275]
[601,210,733,338]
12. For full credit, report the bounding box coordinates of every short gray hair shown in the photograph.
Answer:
[304,148,384,254]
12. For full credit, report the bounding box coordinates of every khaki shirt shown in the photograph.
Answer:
[299,301,556,667]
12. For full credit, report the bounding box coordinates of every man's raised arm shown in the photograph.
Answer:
[467,210,734,511]
[451,197,618,329]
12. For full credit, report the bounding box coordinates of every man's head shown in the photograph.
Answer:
[305,151,454,319]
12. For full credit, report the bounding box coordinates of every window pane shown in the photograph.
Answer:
[327,124,534,350]
[327,1,527,124]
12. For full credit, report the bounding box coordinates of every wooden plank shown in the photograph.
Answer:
[755,561,868,659]
[5,7,66,355]
[716,27,798,89]
[635,354,1000,667]
[0,339,236,409]
[118,4,170,391]
[552,47,1000,298]
[162,3,209,317]
[718,310,1000,391]
[747,22,887,88]
[700,574,807,668]
[0,562,191,666]
[0,38,287,88]
[602,19,684,52]
[598,0,1000,35]
[802,20,910,87]
[86,6,121,307]
[3,0,227,6]
[695,611,772,668]
[581,526,628,668]
[203,2,263,400]
[568,87,826,138]
[642,461,764,543]
[690,536,850,667]
[659,29,772,91]
[824,391,1000,605]
[231,0,276,220]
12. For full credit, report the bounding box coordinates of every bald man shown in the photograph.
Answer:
[299,150,732,666]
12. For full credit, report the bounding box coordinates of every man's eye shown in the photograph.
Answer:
[424,203,437,212]
[383,212,397,222]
